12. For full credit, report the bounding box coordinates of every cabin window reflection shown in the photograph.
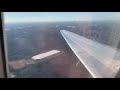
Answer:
[3,12,120,78]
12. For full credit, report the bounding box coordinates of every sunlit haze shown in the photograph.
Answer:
[4,12,120,23]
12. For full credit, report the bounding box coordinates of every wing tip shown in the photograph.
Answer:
[60,30,67,33]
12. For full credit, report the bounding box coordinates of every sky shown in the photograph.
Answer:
[3,12,120,23]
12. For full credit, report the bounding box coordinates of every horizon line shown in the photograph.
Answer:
[4,19,120,24]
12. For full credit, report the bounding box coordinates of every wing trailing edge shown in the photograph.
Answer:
[60,30,120,78]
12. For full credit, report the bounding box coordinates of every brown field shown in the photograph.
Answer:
[7,22,92,78]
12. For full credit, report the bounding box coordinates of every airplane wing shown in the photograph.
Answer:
[60,30,120,78]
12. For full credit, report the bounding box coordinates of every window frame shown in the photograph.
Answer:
[1,12,120,78]
[0,12,9,78]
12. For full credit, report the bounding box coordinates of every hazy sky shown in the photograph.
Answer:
[3,12,120,23]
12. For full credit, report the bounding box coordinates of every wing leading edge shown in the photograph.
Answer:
[60,30,120,78]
